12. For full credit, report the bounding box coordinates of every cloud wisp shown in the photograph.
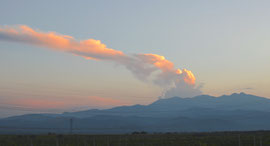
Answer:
[0,25,201,98]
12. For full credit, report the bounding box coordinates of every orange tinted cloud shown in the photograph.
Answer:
[0,25,200,98]
[182,69,196,85]
[138,54,175,72]
[136,54,196,85]
[0,25,124,60]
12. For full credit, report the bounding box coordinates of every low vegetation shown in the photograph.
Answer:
[1,131,270,146]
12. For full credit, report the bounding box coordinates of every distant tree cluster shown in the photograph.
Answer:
[131,131,148,135]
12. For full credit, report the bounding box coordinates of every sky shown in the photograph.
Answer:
[0,0,270,117]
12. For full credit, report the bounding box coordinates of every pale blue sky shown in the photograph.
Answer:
[0,0,269,117]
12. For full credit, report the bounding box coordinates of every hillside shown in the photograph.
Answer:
[1,92,270,134]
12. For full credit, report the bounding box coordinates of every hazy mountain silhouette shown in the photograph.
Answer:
[1,92,270,134]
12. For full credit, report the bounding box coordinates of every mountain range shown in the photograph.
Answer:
[1,92,270,134]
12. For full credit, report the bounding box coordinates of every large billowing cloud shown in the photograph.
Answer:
[0,25,201,98]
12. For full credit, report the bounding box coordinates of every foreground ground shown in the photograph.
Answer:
[0,131,270,146]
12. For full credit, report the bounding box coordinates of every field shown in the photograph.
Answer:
[1,131,270,146]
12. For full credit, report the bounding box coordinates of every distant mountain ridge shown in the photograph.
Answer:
[62,92,270,118]
[1,92,270,134]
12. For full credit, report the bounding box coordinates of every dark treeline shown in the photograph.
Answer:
[1,130,270,146]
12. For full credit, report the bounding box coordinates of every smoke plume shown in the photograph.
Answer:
[0,25,201,98]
